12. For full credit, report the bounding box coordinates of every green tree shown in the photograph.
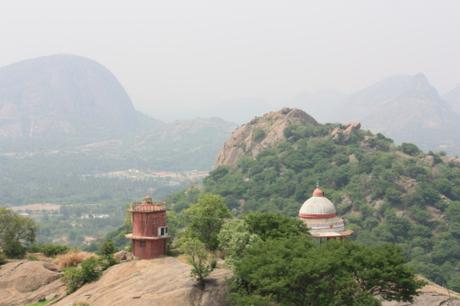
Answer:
[231,237,423,306]
[217,219,260,266]
[183,194,231,250]
[400,143,421,156]
[62,257,101,293]
[180,238,215,288]
[0,208,37,258]
[99,240,116,256]
[243,211,309,240]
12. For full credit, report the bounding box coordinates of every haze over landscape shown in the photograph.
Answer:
[1,1,460,122]
[1,2,460,306]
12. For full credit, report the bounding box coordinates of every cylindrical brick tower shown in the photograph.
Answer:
[125,196,169,259]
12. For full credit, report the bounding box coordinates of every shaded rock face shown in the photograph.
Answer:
[0,54,137,140]
[0,260,65,306]
[55,257,231,306]
[215,108,318,167]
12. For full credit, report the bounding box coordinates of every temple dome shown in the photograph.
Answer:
[299,188,336,218]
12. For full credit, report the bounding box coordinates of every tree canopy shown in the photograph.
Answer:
[232,237,423,306]
[0,208,37,258]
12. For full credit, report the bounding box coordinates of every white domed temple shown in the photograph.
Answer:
[299,186,353,240]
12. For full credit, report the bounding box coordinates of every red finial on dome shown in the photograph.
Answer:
[312,187,324,197]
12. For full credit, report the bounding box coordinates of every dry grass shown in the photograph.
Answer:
[55,251,95,269]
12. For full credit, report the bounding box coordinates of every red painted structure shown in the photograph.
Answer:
[125,197,169,259]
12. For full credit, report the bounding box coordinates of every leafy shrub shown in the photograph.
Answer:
[39,243,70,257]
[63,257,101,293]
[63,267,85,293]
[252,128,266,142]
[98,254,117,270]
[99,240,116,256]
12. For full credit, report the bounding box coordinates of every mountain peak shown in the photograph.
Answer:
[0,54,137,141]
[215,108,318,167]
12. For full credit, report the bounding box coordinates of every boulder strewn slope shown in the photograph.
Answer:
[55,257,231,306]
[215,108,318,167]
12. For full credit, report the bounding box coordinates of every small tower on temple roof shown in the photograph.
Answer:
[125,196,169,259]
[298,186,353,241]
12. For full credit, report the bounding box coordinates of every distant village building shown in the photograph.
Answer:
[299,186,353,241]
[125,197,169,259]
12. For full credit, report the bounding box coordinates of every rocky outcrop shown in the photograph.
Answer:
[382,279,460,306]
[331,122,361,143]
[0,260,65,306]
[215,108,318,167]
[55,256,232,306]
[1,257,458,306]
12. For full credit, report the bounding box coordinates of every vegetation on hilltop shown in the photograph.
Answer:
[167,194,422,305]
[169,122,460,291]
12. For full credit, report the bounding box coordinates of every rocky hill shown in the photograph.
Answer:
[201,108,460,291]
[0,54,140,142]
[0,55,235,209]
[339,74,460,153]
[215,108,317,167]
[291,74,460,154]
[56,257,230,306]
[1,257,458,306]
[0,257,231,306]
[0,260,65,306]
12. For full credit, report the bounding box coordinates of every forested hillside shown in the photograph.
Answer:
[169,109,460,291]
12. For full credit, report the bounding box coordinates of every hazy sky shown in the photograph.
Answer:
[1,1,459,121]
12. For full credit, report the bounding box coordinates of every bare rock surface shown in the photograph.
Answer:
[55,256,232,306]
[331,122,361,143]
[0,260,65,306]
[382,280,460,306]
[215,108,318,167]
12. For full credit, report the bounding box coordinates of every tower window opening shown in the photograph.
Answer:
[158,226,168,237]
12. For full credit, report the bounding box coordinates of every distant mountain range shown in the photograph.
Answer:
[0,55,144,143]
[289,74,460,154]
[1,55,459,155]
[0,55,236,167]
[0,55,236,208]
